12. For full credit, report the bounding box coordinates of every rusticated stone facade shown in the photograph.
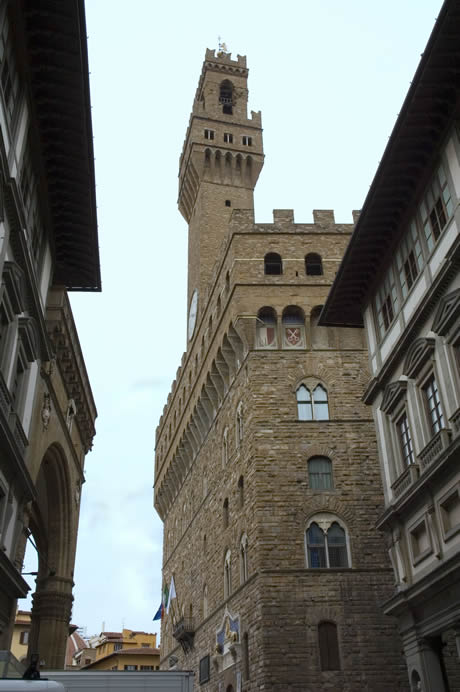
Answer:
[154,49,408,691]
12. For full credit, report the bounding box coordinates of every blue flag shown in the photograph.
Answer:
[153,603,163,621]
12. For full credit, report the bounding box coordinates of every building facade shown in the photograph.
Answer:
[321,2,460,690]
[0,0,99,669]
[154,49,408,690]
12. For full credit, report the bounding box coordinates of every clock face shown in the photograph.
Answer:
[188,289,198,341]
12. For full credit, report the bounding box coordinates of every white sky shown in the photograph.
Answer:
[21,0,443,639]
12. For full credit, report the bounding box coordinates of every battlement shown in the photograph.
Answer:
[228,208,360,234]
[204,48,247,70]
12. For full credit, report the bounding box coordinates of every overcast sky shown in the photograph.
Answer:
[22,0,443,639]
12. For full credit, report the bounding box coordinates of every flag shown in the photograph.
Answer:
[162,582,169,618]
[153,603,163,621]
[167,575,176,614]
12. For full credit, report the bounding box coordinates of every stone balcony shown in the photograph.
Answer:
[391,463,420,499]
[173,617,195,653]
[418,428,451,473]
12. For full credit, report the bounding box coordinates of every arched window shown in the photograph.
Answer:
[296,383,329,420]
[219,80,234,114]
[282,306,305,348]
[264,253,282,275]
[224,550,232,598]
[222,427,229,466]
[202,584,208,619]
[305,253,323,276]
[411,670,422,691]
[240,533,248,583]
[236,402,243,446]
[306,517,349,568]
[256,306,277,348]
[223,498,229,529]
[318,621,340,670]
[203,534,207,555]
[308,457,333,490]
[238,475,244,508]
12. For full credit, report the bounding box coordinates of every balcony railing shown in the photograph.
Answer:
[392,463,419,499]
[173,617,195,653]
[418,428,451,473]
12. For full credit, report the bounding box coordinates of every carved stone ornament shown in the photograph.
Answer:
[41,393,51,431]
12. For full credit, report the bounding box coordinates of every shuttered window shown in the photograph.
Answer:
[318,621,340,671]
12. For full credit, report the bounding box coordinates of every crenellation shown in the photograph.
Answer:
[313,209,336,226]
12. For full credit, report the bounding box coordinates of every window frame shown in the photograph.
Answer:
[318,621,341,671]
[305,253,323,276]
[308,456,333,490]
[437,483,460,542]
[305,515,350,569]
[296,382,330,421]
[204,128,215,141]
[408,514,433,566]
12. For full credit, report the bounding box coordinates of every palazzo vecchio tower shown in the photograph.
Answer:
[154,49,408,691]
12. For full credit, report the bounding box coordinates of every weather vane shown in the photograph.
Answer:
[217,36,228,54]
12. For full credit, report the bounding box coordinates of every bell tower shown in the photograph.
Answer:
[178,49,264,339]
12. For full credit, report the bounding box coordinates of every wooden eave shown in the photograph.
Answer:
[19,0,101,291]
[320,0,460,328]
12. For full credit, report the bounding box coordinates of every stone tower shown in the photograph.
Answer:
[154,50,408,691]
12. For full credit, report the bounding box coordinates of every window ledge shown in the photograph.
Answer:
[418,428,451,473]
[391,463,419,499]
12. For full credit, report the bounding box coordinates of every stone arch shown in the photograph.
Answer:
[27,442,76,669]
[298,495,355,529]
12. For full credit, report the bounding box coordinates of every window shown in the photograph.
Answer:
[199,655,210,684]
[397,412,414,466]
[204,129,214,140]
[396,222,424,298]
[223,498,229,529]
[238,476,244,508]
[318,622,340,671]
[202,584,208,619]
[240,534,248,583]
[264,253,282,275]
[141,643,150,648]
[140,666,154,670]
[423,375,444,435]
[242,136,252,146]
[296,384,329,420]
[439,486,460,540]
[256,307,277,348]
[375,267,398,338]
[19,631,29,645]
[419,163,453,251]
[113,643,122,651]
[236,402,243,446]
[306,519,349,568]
[305,253,323,276]
[282,306,305,348]
[225,199,231,207]
[222,428,228,465]
[409,517,432,564]
[219,80,233,114]
[224,550,231,598]
[224,132,233,143]
[11,347,27,413]
[308,457,333,490]
[124,665,137,671]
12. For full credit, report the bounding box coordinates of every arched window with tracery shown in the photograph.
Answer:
[305,253,323,276]
[240,533,248,583]
[318,621,340,670]
[264,252,282,275]
[282,306,305,348]
[219,80,234,114]
[308,457,333,490]
[224,550,232,599]
[296,383,329,420]
[256,306,277,348]
[306,516,349,568]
